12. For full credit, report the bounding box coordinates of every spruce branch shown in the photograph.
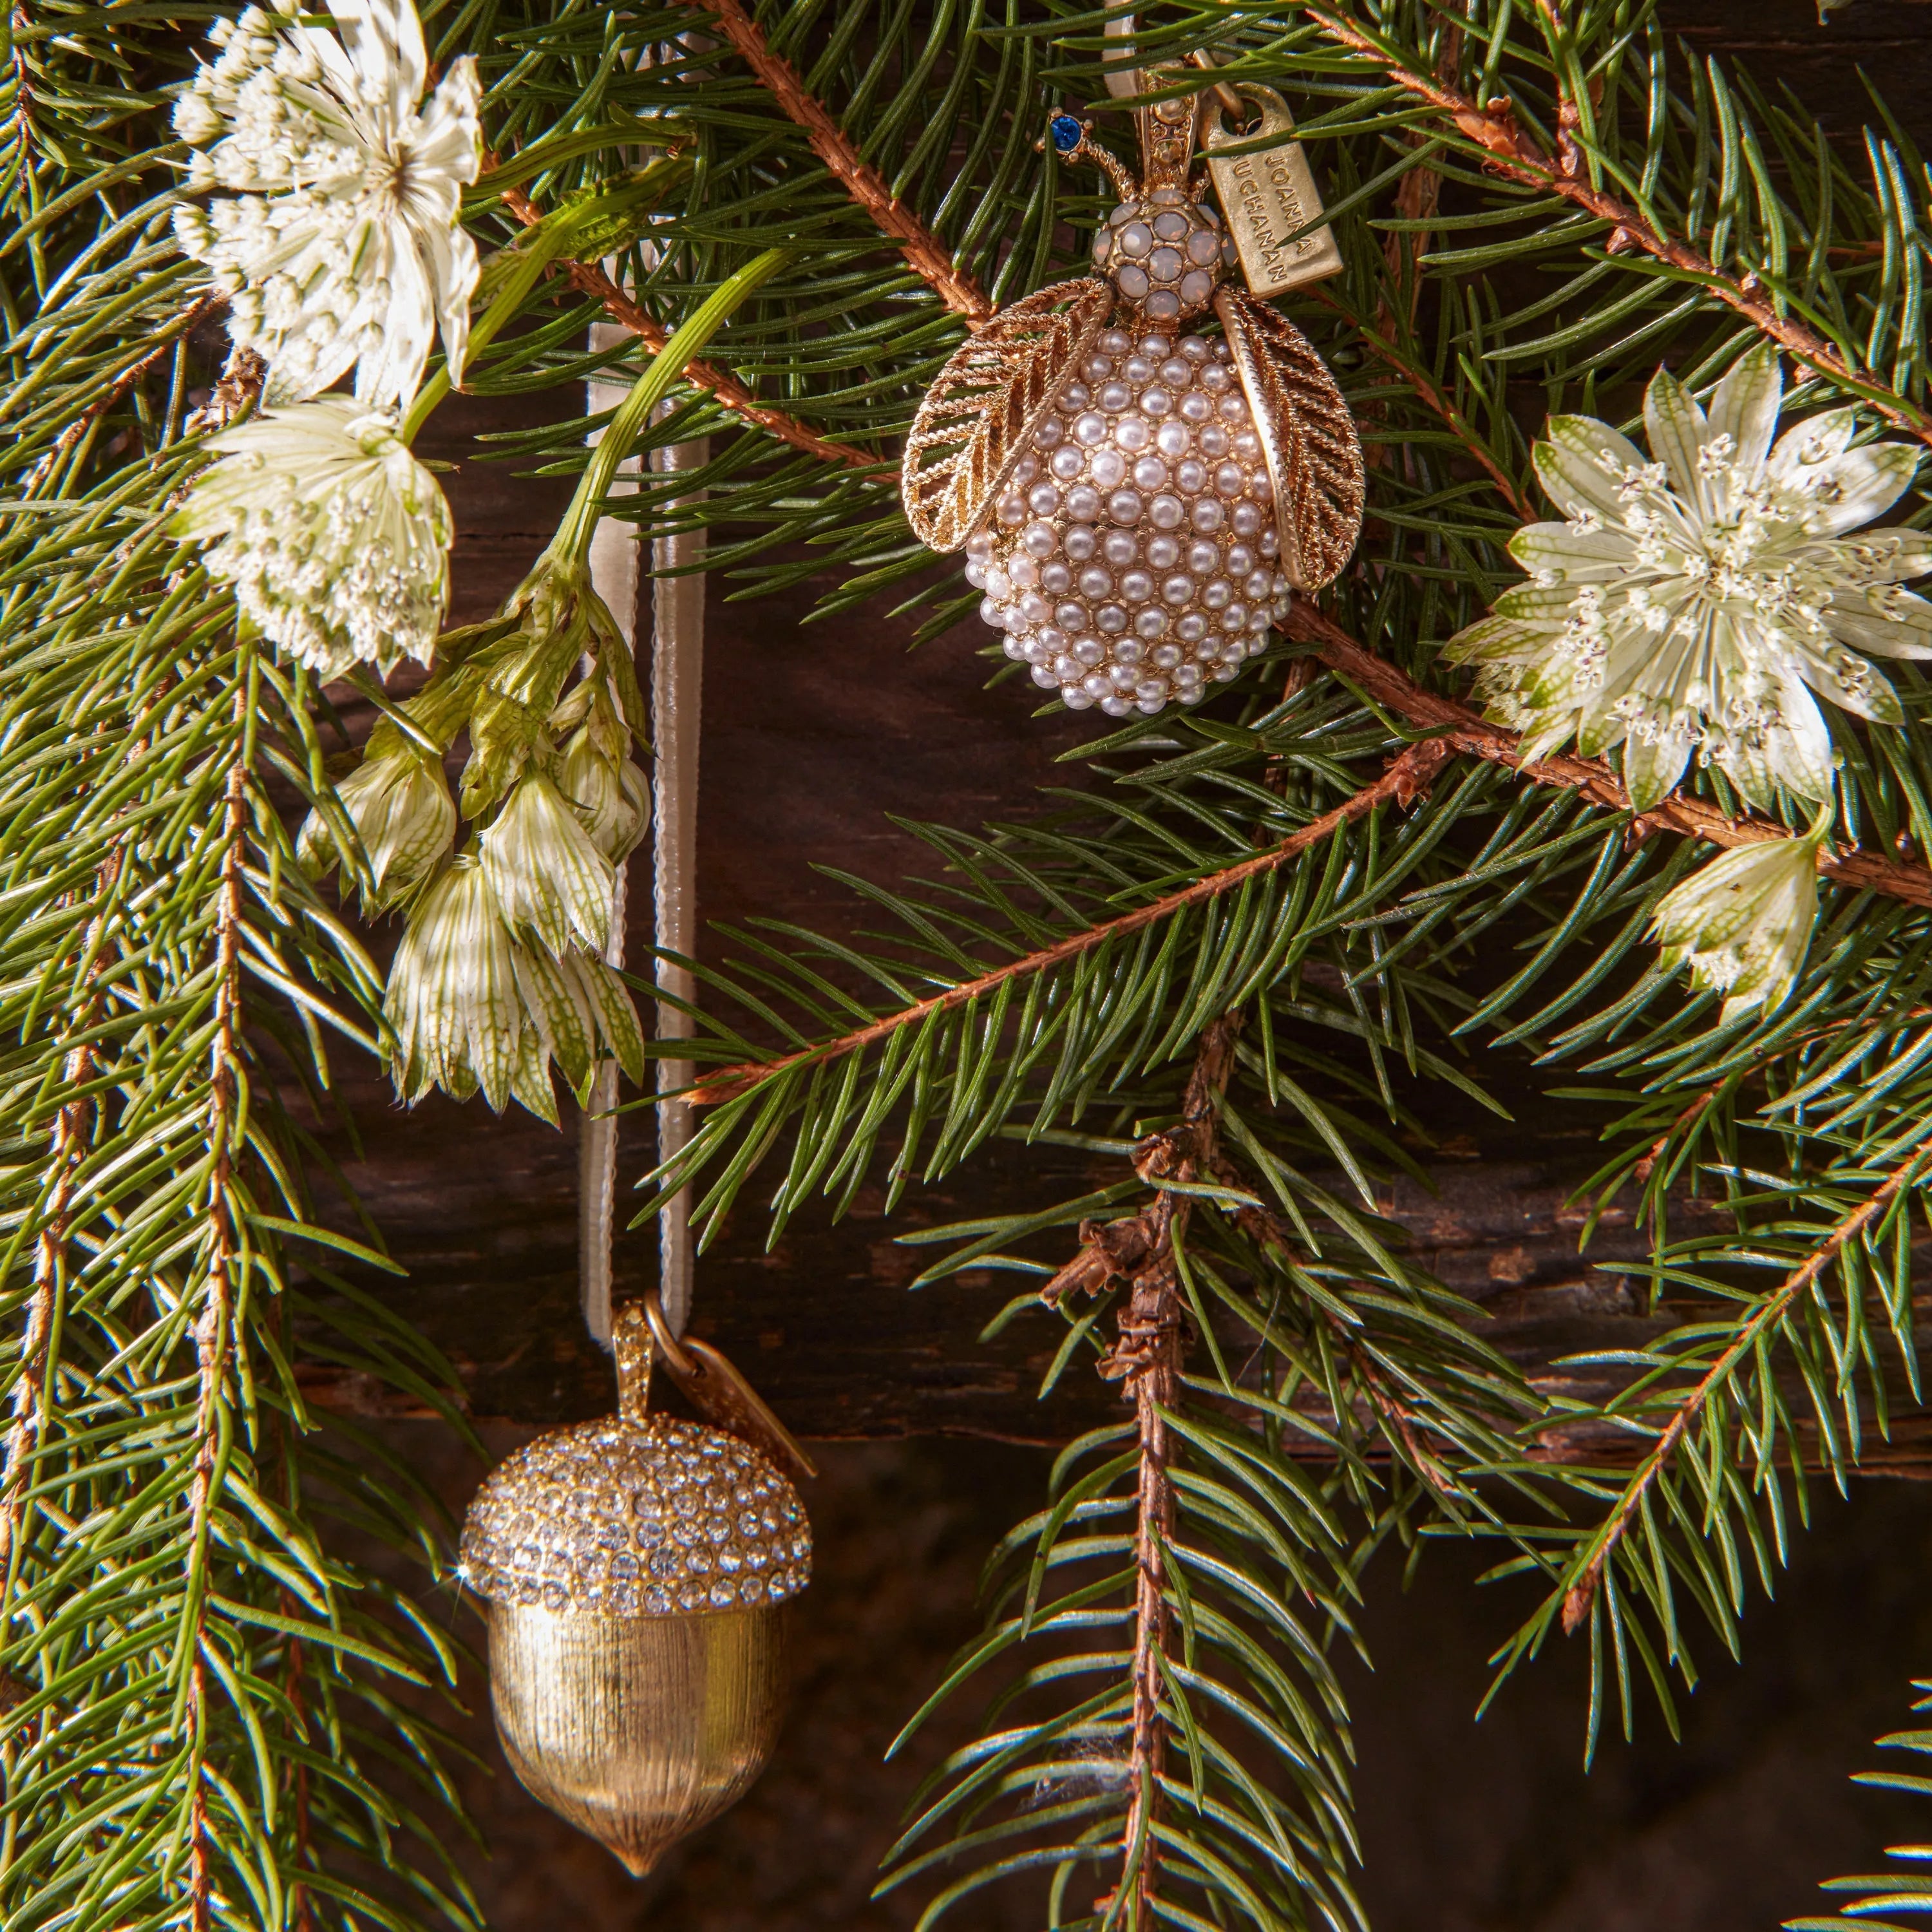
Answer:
[1554,1135,1932,1636]
[672,0,994,323]
[1286,600,1932,908]
[687,739,1451,1106]
[494,180,881,469]
[1095,1012,1242,1927]
[1302,4,1932,449]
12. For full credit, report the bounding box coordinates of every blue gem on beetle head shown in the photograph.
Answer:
[1049,113,1083,154]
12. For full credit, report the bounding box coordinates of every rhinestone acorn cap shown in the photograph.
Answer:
[460,1415,812,1619]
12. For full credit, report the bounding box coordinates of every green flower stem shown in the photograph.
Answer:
[401,153,694,446]
[549,245,791,567]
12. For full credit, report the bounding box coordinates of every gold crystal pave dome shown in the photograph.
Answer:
[966,327,1292,716]
[460,1416,811,1618]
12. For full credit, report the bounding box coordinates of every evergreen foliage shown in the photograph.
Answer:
[6,0,1932,1926]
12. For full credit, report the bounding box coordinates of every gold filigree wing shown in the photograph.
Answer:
[1215,287,1364,592]
[901,279,1113,553]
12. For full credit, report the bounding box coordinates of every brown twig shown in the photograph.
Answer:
[673,0,992,325]
[688,740,1450,1107]
[1059,1014,1242,1923]
[183,712,251,1931]
[1284,598,1932,907]
[1557,1138,1932,1634]
[1302,6,1932,451]
[496,184,880,471]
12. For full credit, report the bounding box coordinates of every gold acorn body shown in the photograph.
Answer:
[460,1305,811,1875]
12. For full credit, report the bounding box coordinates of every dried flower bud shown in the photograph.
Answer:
[298,742,455,908]
[479,772,616,957]
[1651,828,1825,1023]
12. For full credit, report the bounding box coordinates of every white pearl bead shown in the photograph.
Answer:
[980,597,1011,629]
[1063,685,1095,708]
[1146,535,1180,569]
[1018,589,1051,624]
[1218,393,1247,422]
[1176,458,1207,493]
[1103,529,1138,565]
[1078,566,1112,600]
[965,531,994,560]
[1119,569,1153,603]
[1123,355,1155,381]
[1074,412,1108,447]
[1007,554,1038,587]
[1227,545,1255,577]
[1036,624,1066,655]
[1180,337,1209,362]
[1031,663,1059,688]
[1258,527,1280,557]
[1112,415,1151,452]
[1179,392,1212,423]
[1109,662,1139,691]
[1014,453,1039,483]
[1186,540,1217,574]
[1073,636,1106,667]
[1090,448,1126,487]
[1174,661,1203,687]
[1137,676,1170,701]
[1177,614,1208,643]
[1023,634,1054,664]
[1191,498,1225,534]
[1140,335,1171,359]
[1133,455,1169,491]
[1156,420,1191,458]
[1198,424,1229,457]
[1064,525,1098,561]
[1140,386,1171,417]
[1233,430,1260,459]
[965,560,989,589]
[1149,495,1184,529]
[1134,608,1168,638]
[1083,356,1113,383]
[1050,445,1084,480]
[1202,580,1231,609]
[1245,569,1273,599]
[1107,488,1143,524]
[1052,652,1081,681]
[1231,502,1262,536]
[1061,381,1092,409]
[1082,670,1113,698]
[1112,638,1144,664]
[1040,560,1072,595]
[1054,598,1086,629]
[997,492,1027,525]
[1162,574,1194,606]
[1214,462,1245,498]
[1034,416,1064,448]
[1065,484,1102,522]
[1099,381,1132,412]
[1028,480,1060,514]
[1222,602,1247,630]
[1100,328,1133,355]
[1097,603,1128,633]
[1150,646,1182,671]
[1003,635,1026,659]
[1100,694,1132,716]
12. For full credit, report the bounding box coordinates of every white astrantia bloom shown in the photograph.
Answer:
[172,0,480,410]
[386,855,645,1119]
[174,396,451,677]
[478,772,616,956]
[1651,827,1826,1023]
[1446,345,1932,811]
[296,739,455,907]
[558,720,650,863]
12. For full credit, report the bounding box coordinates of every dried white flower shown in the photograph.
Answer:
[478,772,616,956]
[1448,346,1932,811]
[173,0,481,410]
[558,721,649,863]
[173,396,450,677]
[385,855,644,1119]
[297,737,455,907]
[1651,828,1825,1023]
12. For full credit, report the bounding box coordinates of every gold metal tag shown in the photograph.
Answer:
[1205,85,1343,299]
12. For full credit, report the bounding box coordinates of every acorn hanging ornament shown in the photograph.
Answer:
[902,75,1363,717]
[459,1296,815,1875]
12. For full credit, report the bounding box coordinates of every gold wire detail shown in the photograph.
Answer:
[901,279,1115,551]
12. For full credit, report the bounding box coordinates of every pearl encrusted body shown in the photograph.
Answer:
[965,325,1291,716]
